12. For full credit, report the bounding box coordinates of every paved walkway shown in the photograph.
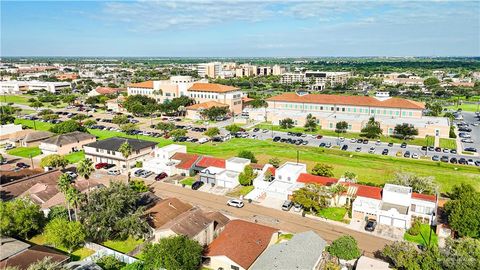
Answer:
[150,181,392,257]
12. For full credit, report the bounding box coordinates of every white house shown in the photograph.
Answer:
[143,144,199,176]
[199,157,250,189]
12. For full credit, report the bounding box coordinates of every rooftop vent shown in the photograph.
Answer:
[296,91,308,96]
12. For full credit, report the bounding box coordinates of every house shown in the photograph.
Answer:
[146,198,228,245]
[185,101,230,120]
[143,144,199,176]
[203,220,279,270]
[0,237,69,270]
[0,124,25,145]
[250,231,327,270]
[350,183,437,229]
[83,137,157,172]
[39,131,96,155]
[20,131,54,147]
[87,86,125,97]
[355,256,390,270]
[198,157,250,189]
[0,170,100,213]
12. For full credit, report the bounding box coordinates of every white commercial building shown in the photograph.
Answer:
[280,71,351,90]
[0,80,71,94]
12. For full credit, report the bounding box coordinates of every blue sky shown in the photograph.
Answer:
[1,0,479,57]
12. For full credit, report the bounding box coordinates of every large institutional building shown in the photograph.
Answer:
[247,91,449,138]
[280,71,351,90]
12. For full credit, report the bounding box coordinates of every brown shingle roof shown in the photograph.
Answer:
[186,101,229,111]
[203,211,230,228]
[159,208,213,238]
[128,80,154,88]
[146,198,193,229]
[188,83,239,93]
[41,131,95,146]
[22,131,54,143]
[267,92,425,110]
[205,220,278,269]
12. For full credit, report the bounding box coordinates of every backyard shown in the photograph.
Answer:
[102,236,144,254]
[29,234,94,261]
[65,151,85,163]
[7,146,42,158]
[317,207,347,222]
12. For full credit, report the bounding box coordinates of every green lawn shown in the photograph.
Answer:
[180,177,196,186]
[15,118,55,131]
[446,103,480,112]
[404,224,438,247]
[317,207,347,222]
[29,234,94,261]
[439,138,457,149]
[102,236,144,254]
[14,119,480,192]
[277,233,294,243]
[65,151,85,163]
[425,136,435,147]
[7,146,42,158]
[254,123,427,146]
[1,95,31,105]
[227,185,255,197]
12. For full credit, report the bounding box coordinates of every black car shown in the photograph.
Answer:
[458,128,472,132]
[273,136,281,142]
[388,143,394,147]
[363,139,369,144]
[464,147,477,152]
[357,139,363,143]
[16,162,30,169]
[253,128,260,132]
[341,145,348,151]
[450,149,457,154]
[365,219,377,232]
[191,181,204,190]
[428,146,435,151]
[319,142,326,147]
[440,156,449,162]
[382,149,389,155]
[458,158,467,165]
[450,157,458,164]
[421,146,427,151]
[401,142,407,148]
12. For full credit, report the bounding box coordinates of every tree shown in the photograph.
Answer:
[0,198,45,238]
[130,179,149,193]
[426,102,443,116]
[83,119,97,128]
[49,120,87,134]
[123,95,158,117]
[118,142,133,182]
[38,109,54,116]
[120,123,137,134]
[268,157,281,168]
[199,106,229,121]
[292,184,328,213]
[66,186,82,222]
[0,105,18,124]
[47,205,69,221]
[279,118,294,129]
[329,183,347,206]
[382,241,423,270]
[79,181,150,242]
[389,172,437,195]
[77,158,94,192]
[424,77,440,87]
[304,114,317,132]
[30,100,44,111]
[72,114,88,121]
[238,165,257,186]
[335,121,348,136]
[40,154,68,169]
[393,123,419,140]
[360,117,382,138]
[44,218,86,253]
[121,262,144,270]
[155,122,175,134]
[58,173,74,221]
[343,171,357,182]
[112,114,129,125]
[142,235,203,270]
[444,186,480,238]
[169,129,187,139]
[204,127,220,138]
[27,257,67,270]
[447,183,476,200]
[311,163,334,177]
[96,255,126,270]
[225,124,241,134]
[238,150,257,163]
[327,235,361,260]
[441,237,480,270]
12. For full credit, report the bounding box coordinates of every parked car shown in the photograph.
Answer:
[227,199,244,208]
[198,137,209,144]
[458,158,467,165]
[95,163,108,169]
[382,149,389,155]
[375,140,381,145]
[449,157,457,164]
[401,142,407,148]
[16,162,30,169]
[388,142,394,147]
[421,146,427,151]
[316,135,323,139]
[368,147,375,154]
[140,170,153,178]
[350,138,356,143]
[155,172,168,181]
[273,136,281,142]
[319,142,326,147]
[403,151,411,158]
[107,169,121,175]
[355,147,362,152]
[464,147,477,152]
[64,171,77,179]
[357,138,363,144]
[364,219,377,232]
[134,169,145,177]
[440,156,449,162]
[191,181,204,190]
[281,200,293,211]
[293,203,303,212]
[411,153,419,159]
[341,145,348,151]
[363,139,369,144]
[450,149,457,154]
[325,142,332,148]
[435,147,442,152]
[4,144,15,150]
[461,139,474,143]
[432,155,440,161]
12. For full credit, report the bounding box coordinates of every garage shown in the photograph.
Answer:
[379,216,407,228]
[379,216,392,225]
[393,218,406,228]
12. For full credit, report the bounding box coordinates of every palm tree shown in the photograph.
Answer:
[118,141,133,183]
[58,173,73,221]
[66,186,81,222]
[77,158,94,200]
[329,184,347,206]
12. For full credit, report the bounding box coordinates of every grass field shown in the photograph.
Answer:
[439,138,457,149]
[317,207,347,222]
[103,236,144,254]
[14,119,480,192]
[446,103,480,112]
[425,136,435,147]
[65,151,85,163]
[404,224,438,247]
[7,146,42,158]
[180,177,196,186]
[29,234,95,261]
[254,123,428,146]
[1,95,31,105]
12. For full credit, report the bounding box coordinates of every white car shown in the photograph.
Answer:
[227,199,244,208]
[368,147,375,154]
[198,137,209,144]
[293,203,303,212]
[411,153,419,159]
[64,171,77,179]
[339,137,345,142]
[108,169,121,175]
[350,138,357,143]
[262,129,269,133]
[375,140,381,145]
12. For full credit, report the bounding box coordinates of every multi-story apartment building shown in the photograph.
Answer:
[281,71,351,90]
[127,76,204,103]
[197,62,222,78]
[234,64,285,77]
[83,137,157,172]
[0,80,71,94]
[187,83,243,114]
[247,91,449,138]
[55,73,79,81]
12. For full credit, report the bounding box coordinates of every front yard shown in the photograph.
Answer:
[65,150,85,163]
[226,185,254,197]
[180,177,196,186]
[403,224,438,247]
[317,207,347,222]
[7,146,42,158]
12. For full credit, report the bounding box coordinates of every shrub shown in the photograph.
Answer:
[327,235,361,260]
[408,219,422,236]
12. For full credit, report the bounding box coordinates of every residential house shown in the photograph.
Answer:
[355,256,390,270]
[83,137,157,171]
[20,131,54,147]
[0,124,28,145]
[198,157,250,189]
[0,237,69,270]
[250,231,327,270]
[203,220,279,270]
[39,131,96,155]
[143,144,199,176]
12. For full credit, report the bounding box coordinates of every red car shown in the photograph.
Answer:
[155,172,168,181]
[316,135,323,139]
[95,163,108,169]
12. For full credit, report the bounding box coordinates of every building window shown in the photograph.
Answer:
[231,266,239,270]
[409,112,413,116]
[342,108,345,112]
[320,106,323,110]
[348,124,352,130]
[329,123,333,128]
[331,107,334,111]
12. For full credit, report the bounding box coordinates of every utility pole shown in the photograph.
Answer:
[296,150,299,164]
[29,154,34,169]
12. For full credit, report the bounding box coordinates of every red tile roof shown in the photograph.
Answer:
[95,87,125,95]
[171,152,199,170]
[347,184,383,200]
[128,80,154,88]
[205,220,278,269]
[267,167,276,176]
[186,101,229,111]
[296,173,338,186]
[188,83,240,93]
[196,156,226,168]
[412,192,436,202]
[267,92,425,110]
